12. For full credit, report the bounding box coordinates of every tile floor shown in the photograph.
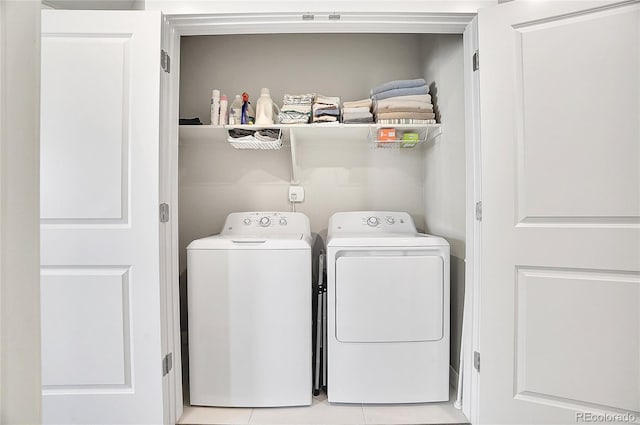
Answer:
[177,387,469,425]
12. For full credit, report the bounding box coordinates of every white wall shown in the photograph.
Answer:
[0,1,42,423]
[421,34,466,374]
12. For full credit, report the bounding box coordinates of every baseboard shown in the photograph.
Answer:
[450,365,459,391]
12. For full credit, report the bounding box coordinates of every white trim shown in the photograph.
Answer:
[160,12,184,425]
[165,18,183,425]
[149,1,497,15]
[463,15,481,424]
[166,12,477,36]
[164,12,484,424]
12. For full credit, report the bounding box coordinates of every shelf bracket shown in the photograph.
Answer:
[428,124,443,143]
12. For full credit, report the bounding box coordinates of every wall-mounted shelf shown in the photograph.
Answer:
[179,123,442,184]
[179,123,442,148]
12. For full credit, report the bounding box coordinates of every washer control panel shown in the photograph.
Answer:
[330,211,417,234]
[223,212,310,236]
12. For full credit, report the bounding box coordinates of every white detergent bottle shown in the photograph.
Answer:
[255,88,278,125]
[228,94,242,125]
[219,94,228,125]
[210,89,220,125]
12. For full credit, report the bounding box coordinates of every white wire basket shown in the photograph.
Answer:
[367,127,429,149]
[227,128,283,150]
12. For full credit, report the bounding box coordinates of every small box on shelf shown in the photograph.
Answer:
[368,126,430,149]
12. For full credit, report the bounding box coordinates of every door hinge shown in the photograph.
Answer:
[475,201,482,221]
[162,352,173,376]
[472,50,479,71]
[473,351,480,372]
[160,203,170,223]
[161,49,171,73]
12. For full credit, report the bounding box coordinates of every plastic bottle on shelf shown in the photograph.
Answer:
[241,92,253,125]
[255,88,277,125]
[210,89,220,126]
[228,94,243,125]
[219,94,228,125]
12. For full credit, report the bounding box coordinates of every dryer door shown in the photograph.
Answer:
[335,254,443,343]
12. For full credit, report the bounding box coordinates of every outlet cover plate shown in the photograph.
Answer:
[289,186,304,203]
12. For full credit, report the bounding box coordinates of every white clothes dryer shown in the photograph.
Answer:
[187,212,312,407]
[327,211,450,404]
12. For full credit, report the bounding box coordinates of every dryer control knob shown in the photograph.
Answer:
[243,218,252,225]
[386,217,395,225]
[279,218,287,226]
[259,216,271,227]
[367,216,379,227]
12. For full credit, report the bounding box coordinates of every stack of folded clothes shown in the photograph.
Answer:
[341,98,373,124]
[279,93,314,124]
[312,95,341,123]
[371,79,436,124]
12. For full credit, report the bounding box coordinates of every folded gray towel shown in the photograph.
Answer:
[371,85,430,101]
[342,111,373,120]
[371,79,427,96]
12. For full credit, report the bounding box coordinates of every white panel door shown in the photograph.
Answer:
[40,10,164,425]
[478,1,640,424]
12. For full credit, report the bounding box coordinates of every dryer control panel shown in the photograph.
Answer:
[222,212,311,237]
[328,211,417,235]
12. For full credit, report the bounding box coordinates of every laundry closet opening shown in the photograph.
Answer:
[176,32,468,424]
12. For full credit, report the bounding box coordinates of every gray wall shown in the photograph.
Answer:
[179,33,425,125]
[421,34,466,374]
[178,33,466,373]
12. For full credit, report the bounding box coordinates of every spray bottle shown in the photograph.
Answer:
[241,92,250,124]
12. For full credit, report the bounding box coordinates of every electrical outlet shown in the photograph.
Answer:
[289,186,304,203]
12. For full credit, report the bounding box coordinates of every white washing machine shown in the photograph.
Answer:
[327,211,450,404]
[187,212,312,407]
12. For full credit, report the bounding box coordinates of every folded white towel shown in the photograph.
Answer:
[342,107,371,114]
[343,98,372,109]
[315,94,341,105]
[281,104,312,114]
[377,94,432,104]
[374,99,433,112]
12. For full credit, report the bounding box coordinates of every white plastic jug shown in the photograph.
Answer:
[255,88,280,125]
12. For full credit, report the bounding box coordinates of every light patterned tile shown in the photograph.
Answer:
[362,389,468,425]
[248,392,365,425]
[177,404,252,425]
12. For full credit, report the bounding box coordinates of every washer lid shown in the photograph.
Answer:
[187,233,310,250]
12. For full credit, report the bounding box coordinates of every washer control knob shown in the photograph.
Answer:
[243,218,252,225]
[386,217,395,225]
[367,216,379,227]
[279,218,287,226]
[259,216,271,227]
